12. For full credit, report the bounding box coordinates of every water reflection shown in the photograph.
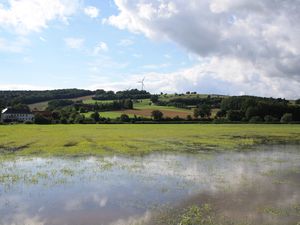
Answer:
[0,145,300,225]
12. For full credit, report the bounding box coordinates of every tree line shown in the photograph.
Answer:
[93,89,151,100]
[0,89,93,106]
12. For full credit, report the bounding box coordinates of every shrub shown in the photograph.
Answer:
[24,121,33,124]
[226,110,243,121]
[151,110,163,121]
[150,95,159,103]
[280,113,293,123]
[34,114,52,124]
[186,115,193,121]
[264,115,278,123]
[249,116,263,123]
[120,114,130,122]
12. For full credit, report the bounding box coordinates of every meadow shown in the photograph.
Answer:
[0,124,300,157]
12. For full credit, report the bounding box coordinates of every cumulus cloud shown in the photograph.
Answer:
[0,0,81,34]
[64,38,85,49]
[84,6,99,18]
[93,41,109,54]
[107,0,300,98]
[89,59,300,99]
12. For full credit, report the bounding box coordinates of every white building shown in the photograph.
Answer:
[1,107,34,123]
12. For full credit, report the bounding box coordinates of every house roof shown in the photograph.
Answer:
[1,107,32,114]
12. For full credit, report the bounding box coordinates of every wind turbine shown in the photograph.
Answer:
[138,77,146,91]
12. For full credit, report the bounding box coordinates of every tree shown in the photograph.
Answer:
[151,110,163,121]
[245,106,259,120]
[193,108,199,119]
[249,116,263,123]
[150,95,159,103]
[198,104,211,118]
[123,99,133,109]
[120,114,130,122]
[264,115,278,123]
[186,115,193,121]
[296,99,300,105]
[74,114,85,124]
[280,113,293,123]
[90,112,100,122]
[226,110,243,121]
[12,103,30,111]
[34,114,52,124]
[216,110,226,118]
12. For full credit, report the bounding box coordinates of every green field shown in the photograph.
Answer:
[135,99,191,112]
[83,111,138,119]
[0,124,300,157]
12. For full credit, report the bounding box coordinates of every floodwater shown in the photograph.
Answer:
[0,145,300,225]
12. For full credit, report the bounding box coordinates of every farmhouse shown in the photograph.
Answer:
[1,107,34,123]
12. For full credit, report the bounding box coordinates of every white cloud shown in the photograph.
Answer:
[164,54,171,59]
[118,38,134,47]
[0,36,30,53]
[64,38,84,49]
[107,0,300,98]
[89,57,300,99]
[0,84,52,90]
[93,41,109,54]
[0,0,81,34]
[23,56,33,64]
[39,37,46,42]
[133,53,142,58]
[88,55,128,73]
[142,63,170,70]
[84,6,99,18]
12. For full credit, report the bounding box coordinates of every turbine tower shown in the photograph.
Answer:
[138,77,145,91]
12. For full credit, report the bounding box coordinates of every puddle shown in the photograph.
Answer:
[0,145,299,225]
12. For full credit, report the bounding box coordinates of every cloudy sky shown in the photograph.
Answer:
[0,0,299,98]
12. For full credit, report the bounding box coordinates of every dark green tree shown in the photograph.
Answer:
[245,106,259,120]
[193,108,199,119]
[150,95,159,103]
[198,104,211,118]
[34,114,52,124]
[151,110,163,121]
[280,113,293,123]
[264,115,278,123]
[90,112,100,122]
[120,114,130,122]
[226,110,243,121]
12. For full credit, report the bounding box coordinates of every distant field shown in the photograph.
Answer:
[0,124,300,157]
[79,99,193,119]
[29,95,95,110]
[83,111,139,119]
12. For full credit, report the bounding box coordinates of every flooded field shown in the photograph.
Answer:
[0,145,300,225]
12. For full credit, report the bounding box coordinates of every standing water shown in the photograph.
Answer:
[0,145,300,225]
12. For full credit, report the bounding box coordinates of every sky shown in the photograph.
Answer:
[0,0,299,99]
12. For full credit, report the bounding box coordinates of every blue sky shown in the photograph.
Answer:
[0,0,299,98]
[0,0,195,91]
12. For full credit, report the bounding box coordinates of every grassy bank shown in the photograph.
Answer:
[0,124,300,157]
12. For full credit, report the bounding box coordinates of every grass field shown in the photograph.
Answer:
[83,111,140,119]
[29,95,95,110]
[80,99,193,119]
[0,124,300,157]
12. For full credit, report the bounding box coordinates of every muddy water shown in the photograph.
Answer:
[0,145,300,225]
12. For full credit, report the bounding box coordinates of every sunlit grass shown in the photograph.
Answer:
[0,124,300,157]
